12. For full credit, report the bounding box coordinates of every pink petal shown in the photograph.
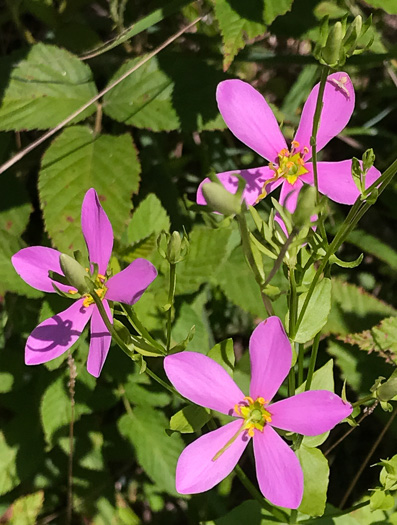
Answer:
[106,258,157,305]
[304,161,381,204]
[87,300,112,378]
[253,424,303,509]
[81,188,113,274]
[294,72,355,158]
[197,167,283,207]
[279,179,304,214]
[217,80,287,162]
[176,420,249,494]
[11,246,72,294]
[25,299,92,365]
[164,352,244,415]
[269,390,352,435]
[249,317,292,402]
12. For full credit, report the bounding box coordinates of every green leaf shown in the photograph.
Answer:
[127,193,170,245]
[0,171,32,237]
[40,372,91,447]
[9,491,44,525]
[341,316,397,364]
[214,0,267,70]
[263,0,294,24]
[0,431,19,495]
[176,226,232,295]
[203,500,278,524]
[103,54,228,132]
[344,229,397,270]
[39,126,140,253]
[173,301,210,353]
[0,230,43,298]
[207,338,235,377]
[118,407,184,495]
[361,0,397,14]
[325,278,396,336]
[0,44,97,130]
[292,278,332,343]
[297,445,329,517]
[214,245,267,317]
[169,405,211,434]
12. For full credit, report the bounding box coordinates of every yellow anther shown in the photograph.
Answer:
[98,273,106,280]
[68,289,78,295]
[279,148,289,157]
[297,157,304,166]
[95,288,104,297]
[264,413,272,423]
[286,161,294,169]
[247,427,255,437]
[82,296,91,308]
[303,146,309,155]
[244,396,254,404]
[257,397,265,405]
[234,404,241,416]
[291,140,300,149]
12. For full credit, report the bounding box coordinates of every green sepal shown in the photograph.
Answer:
[48,270,70,287]
[169,325,195,354]
[329,253,363,268]
[51,282,81,299]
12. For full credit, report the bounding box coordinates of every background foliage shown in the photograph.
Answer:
[0,0,397,523]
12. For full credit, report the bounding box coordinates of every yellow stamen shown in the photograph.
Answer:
[83,296,91,308]
[291,140,300,149]
[234,404,241,416]
[68,289,78,295]
[98,273,106,280]
[247,427,255,437]
[244,396,254,404]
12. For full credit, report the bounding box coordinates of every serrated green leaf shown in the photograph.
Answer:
[214,0,267,70]
[169,405,211,434]
[341,316,397,364]
[118,407,184,495]
[292,278,331,343]
[214,245,267,317]
[103,53,228,132]
[39,126,140,253]
[9,491,44,525]
[127,193,170,245]
[297,445,329,516]
[0,44,97,130]
[207,338,235,377]
[325,278,396,336]
[176,226,232,295]
[263,0,294,24]
[0,230,43,298]
[173,301,209,353]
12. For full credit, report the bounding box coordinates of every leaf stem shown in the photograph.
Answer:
[305,332,320,391]
[166,263,177,352]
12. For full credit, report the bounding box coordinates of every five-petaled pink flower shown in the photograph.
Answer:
[12,188,157,377]
[197,73,380,215]
[164,317,352,509]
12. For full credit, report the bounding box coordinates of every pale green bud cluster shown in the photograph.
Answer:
[314,15,373,67]
[157,230,189,264]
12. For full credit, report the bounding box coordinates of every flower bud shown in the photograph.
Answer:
[59,253,90,294]
[363,148,375,173]
[167,231,182,264]
[201,182,242,216]
[157,230,189,264]
[321,21,343,66]
[376,377,397,402]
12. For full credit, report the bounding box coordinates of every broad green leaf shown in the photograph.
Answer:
[0,44,97,130]
[341,316,397,364]
[103,54,228,132]
[40,372,92,447]
[263,0,294,25]
[0,230,42,298]
[124,383,170,408]
[344,229,397,270]
[9,491,44,525]
[118,407,184,495]
[176,226,232,295]
[214,245,267,317]
[39,126,140,253]
[203,500,278,524]
[297,445,329,517]
[214,0,267,70]
[173,301,210,353]
[325,278,396,336]
[361,0,397,14]
[0,171,32,238]
[127,193,170,245]
[292,278,331,343]
[0,431,19,495]
[169,405,211,434]
[207,338,235,377]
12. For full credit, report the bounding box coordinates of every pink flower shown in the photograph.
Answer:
[197,73,380,215]
[12,188,157,377]
[164,317,352,508]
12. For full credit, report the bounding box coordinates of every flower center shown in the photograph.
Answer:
[69,270,108,308]
[256,141,309,203]
[235,396,272,437]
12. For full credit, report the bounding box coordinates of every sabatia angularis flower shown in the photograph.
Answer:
[197,73,380,214]
[164,317,352,509]
[12,188,157,378]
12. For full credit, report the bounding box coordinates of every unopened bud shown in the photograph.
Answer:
[362,148,375,173]
[377,377,397,402]
[201,182,242,216]
[59,254,90,294]
[322,22,343,66]
[167,231,182,264]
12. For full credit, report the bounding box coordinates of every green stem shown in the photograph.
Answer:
[351,394,376,408]
[289,509,298,524]
[288,369,296,397]
[121,304,164,352]
[299,500,369,523]
[305,332,320,391]
[297,343,304,387]
[166,263,177,352]
[310,66,329,240]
